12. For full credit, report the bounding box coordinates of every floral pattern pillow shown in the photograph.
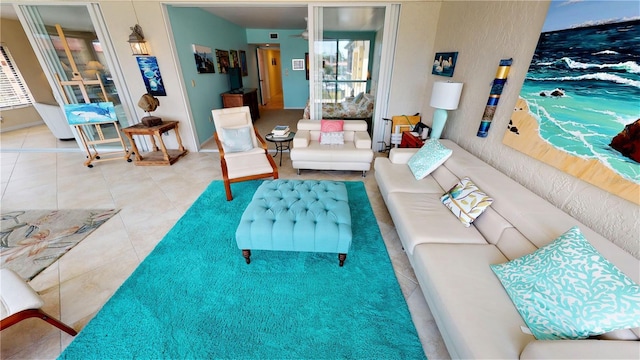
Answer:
[440,177,493,227]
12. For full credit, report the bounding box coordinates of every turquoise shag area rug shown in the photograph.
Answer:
[60,180,425,359]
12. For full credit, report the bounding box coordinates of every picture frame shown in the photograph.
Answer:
[305,52,309,80]
[230,50,239,68]
[239,50,248,76]
[215,49,230,74]
[432,51,458,77]
[64,102,117,125]
[192,44,215,74]
[292,58,304,71]
[136,56,167,96]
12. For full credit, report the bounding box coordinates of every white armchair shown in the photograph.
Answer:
[212,106,278,201]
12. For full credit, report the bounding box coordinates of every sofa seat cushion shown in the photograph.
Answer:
[290,141,373,163]
[413,243,535,359]
[386,192,486,255]
[374,158,444,200]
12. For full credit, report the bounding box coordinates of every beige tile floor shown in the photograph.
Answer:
[0,113,450,359]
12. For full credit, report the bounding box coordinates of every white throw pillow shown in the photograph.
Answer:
[407,140,452,180]
[220,126,253,153]
[491,226,640,340]
[320,131,344,145]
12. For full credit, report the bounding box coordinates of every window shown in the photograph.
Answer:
[0,45,33,109]
[321,39,370,103]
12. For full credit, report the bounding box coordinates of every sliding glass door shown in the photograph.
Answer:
[17,4,131,148]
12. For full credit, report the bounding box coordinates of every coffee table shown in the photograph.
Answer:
[265,132,295,166]
[235,179,352,266]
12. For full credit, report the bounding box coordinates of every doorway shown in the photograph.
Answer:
[256,47,283,110]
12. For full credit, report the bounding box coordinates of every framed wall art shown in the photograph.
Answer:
[192,44,215,74]
[432,51,458,77]
[215,49,230,74]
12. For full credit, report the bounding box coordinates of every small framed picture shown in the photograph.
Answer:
[432,51,458,77]
[292,59,304,71]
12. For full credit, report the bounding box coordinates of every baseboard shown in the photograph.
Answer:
[0,121,44,133]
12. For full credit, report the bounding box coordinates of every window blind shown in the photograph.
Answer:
[0,45,33,109]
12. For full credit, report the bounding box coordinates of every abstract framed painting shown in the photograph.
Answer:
[216,49,230,74]
[432,52,458,77]
[503,0,640,205]
[239,50,248,76]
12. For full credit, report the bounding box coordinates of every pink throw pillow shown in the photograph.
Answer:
[320,119,344,142]
[321,119,344,132]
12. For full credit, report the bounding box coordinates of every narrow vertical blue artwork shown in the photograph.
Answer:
[136,56,167,96]
[478,58,513,137]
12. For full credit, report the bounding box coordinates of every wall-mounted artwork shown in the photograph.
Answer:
[192,44,215,74]
[64,102,117,125]
[230,50,239,68]
[503,0,639,205]
[478,58,512,137]
[216,49,230,74]
[432,52,458,77]
[239,50,248,76]
[292,59,304,71]
[136,56,166,96]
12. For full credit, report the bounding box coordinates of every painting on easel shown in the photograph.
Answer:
[63,102,117,125]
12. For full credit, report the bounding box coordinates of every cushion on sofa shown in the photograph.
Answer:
[320,119,344,144]
[407,139,453,180]
[441,177,493,227]
[490,226,640,340]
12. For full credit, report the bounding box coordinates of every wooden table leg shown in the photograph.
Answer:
[125,133,143,161]
[155,130,170,162]
[148,133,159,151]
[173,123,185,152]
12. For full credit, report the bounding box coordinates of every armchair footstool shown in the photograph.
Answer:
[236,180,352,266]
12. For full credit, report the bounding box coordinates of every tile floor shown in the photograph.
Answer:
[0,113,450,359]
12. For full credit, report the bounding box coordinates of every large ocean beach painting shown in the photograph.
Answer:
[504,0,640,205]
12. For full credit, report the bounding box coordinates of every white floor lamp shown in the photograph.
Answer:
[429,82,464,139]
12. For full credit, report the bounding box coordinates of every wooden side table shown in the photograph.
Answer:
[399,131,425,148]
[122,120,188,166]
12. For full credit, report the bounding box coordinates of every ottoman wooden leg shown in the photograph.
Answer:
[242,249,251,264]
[338,253,347,267]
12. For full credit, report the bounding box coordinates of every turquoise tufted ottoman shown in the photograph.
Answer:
[236,180,352,266]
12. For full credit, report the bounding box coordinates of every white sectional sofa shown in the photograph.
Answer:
[374,140,640,359]
[290,119,374,176]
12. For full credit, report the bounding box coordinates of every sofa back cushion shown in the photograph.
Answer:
[297,119,368,143]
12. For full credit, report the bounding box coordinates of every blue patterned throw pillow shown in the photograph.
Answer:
[491,226,640,340]
[220,126,254,153]
[407,139,453,180]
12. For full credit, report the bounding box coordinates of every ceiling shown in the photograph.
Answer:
[1,4,385,33]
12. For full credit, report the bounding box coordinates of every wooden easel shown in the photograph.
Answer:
[53,23,131,168]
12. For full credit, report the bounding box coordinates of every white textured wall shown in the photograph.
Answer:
[424,0,640,258]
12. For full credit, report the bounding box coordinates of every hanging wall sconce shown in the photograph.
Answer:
[128,24,149,56]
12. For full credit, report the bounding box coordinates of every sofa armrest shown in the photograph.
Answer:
[353,131,372,149]
[293,130,310,148]
[388,148,419,164]
[520,340,640,359]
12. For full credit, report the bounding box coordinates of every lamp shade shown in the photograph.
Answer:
[430,82,464,110]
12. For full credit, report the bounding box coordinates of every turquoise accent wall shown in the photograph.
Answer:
[167,6,251,145]
[246,29,310,109]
